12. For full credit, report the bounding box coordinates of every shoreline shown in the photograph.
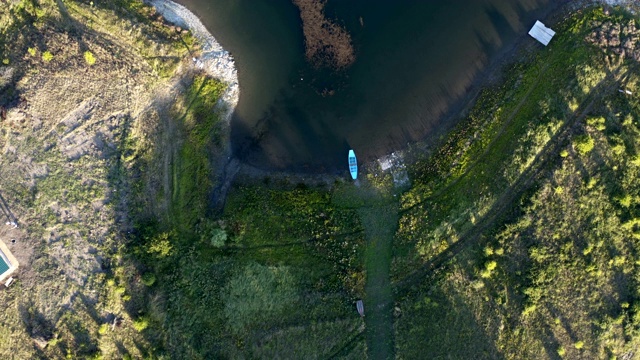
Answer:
[146,0,239,122]
[148,0,633,189]
[147,0,243,212]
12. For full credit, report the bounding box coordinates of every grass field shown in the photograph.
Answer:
[392,6,640,359]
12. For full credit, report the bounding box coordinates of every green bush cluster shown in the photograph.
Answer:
[83,50,96,65]
[573,134,595,155]
[42,50,53,62]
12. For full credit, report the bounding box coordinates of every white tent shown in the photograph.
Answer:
[529,20,556,46]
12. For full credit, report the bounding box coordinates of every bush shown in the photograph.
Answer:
[42,51,53,62]
[558,346,566,356]
[573,135,595,155]
[147,231,174,258]
[133,316,149,332]
[209,228,227,247]
[28,47,36,56]
[142,272,156,286]
[480,261,497,278]
[586,116,606,131]
[84,51,96,65]
[197,219,229,247]
[98,323,109,335]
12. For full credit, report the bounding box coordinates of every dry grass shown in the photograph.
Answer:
[0,0,196,357]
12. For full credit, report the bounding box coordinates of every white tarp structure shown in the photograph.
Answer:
[529,20,556,46]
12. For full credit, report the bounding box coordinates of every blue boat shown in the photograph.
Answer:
[348,150,358,180]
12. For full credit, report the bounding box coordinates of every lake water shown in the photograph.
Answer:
[175,0,558,173]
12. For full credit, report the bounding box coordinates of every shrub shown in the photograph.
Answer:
[133,316,149,332]
[522,304,537,317]
[2,58,9,65]
[574,341,584,349]
[484,246,494,256]
[142,272,156,286]
[147,231,174,258]
[573,135,595,155]
[98,323,109,335]
[480,261,498,278]
[115,285,126,295]
[209,228,227,247]
[28,47,36,56]
[617,194,632,208]
[84,51,96,65]
[558,346,566,356]
[197,219,229,247]
[42,51,54,62]
[586,116,606,131]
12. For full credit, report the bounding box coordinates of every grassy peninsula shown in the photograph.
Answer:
[2,1,640,359]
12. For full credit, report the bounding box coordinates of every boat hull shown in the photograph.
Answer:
[348,150,358,180]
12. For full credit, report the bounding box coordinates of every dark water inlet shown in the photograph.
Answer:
[175,0,558,173]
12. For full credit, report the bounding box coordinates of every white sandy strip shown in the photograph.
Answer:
[146,0,239,121]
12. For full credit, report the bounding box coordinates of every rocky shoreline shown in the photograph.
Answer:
[145,0,239,122]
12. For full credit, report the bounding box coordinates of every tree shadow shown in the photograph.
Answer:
[19,302,55,347]
[0,191,18,225]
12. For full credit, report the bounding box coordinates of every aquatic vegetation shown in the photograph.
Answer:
[292,0,355,68]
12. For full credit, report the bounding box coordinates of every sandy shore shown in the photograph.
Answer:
[146,0,239,122]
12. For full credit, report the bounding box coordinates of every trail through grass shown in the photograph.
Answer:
[334,178,398,359]
[360,204,398,360]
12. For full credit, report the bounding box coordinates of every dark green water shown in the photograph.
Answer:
[176,0,558,173]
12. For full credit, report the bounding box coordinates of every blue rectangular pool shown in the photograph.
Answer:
[0,253,9,276]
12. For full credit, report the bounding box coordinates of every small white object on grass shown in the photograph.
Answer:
[5,277,14,287]
[529,20,556,46]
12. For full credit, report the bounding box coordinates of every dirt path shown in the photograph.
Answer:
[360,204,398,360]
[334,180,398,359]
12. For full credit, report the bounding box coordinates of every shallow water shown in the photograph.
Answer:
[176,0,557,173]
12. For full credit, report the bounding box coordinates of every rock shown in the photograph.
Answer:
[33,336,48,349]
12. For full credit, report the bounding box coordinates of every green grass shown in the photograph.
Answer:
[394,7,613,279]
[137,184,366,358]
[392,7,640,359]
[170,75,226,230]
